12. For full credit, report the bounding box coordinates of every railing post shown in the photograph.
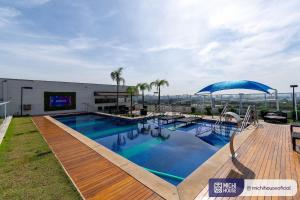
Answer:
[275,89,279,111]
[254,105,258,125]
[4,103,6,119]
[295,93,298,121]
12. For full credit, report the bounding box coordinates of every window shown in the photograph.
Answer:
[95,98,117,104]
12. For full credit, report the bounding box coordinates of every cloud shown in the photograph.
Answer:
[102,9,118,19]
[13,0,51,7]
[198,42,220,56]
[0,6,20,26]
[145,43,189,52]
[67,37,99,50]
[67,36,130,51]
[0,41,113,70]
[0,6,19,17]
[0,0,300,94]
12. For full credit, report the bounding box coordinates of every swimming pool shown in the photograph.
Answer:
[54,114,236,185]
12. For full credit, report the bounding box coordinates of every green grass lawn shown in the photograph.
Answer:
[0,117,82,200]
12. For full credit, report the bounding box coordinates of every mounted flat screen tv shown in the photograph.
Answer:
[44,92,76,111]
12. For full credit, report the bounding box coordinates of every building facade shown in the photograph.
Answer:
[0,78,130,116]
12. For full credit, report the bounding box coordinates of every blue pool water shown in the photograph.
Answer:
[55,114,236,185]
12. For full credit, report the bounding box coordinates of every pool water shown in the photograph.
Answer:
[55,114,236,185]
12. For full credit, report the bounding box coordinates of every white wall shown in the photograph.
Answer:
[0,78,129,116]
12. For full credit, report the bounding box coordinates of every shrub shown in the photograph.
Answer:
[229,107,237,113]
[205,106,212,115]
[191,107,196,113]
[218,107,224,114]
[260,109,269,118]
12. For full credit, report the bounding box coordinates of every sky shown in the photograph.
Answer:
[0,0,299,95]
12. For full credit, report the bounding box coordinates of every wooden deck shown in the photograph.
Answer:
[32,116,163,200]
[197,123,300,200]
[32,115,300,200]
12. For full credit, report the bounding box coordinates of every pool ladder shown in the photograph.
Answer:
[214,103,228,129]
[239,105,258,132]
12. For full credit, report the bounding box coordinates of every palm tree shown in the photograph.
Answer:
[150,79,169,111]
[126,86,138,115]
[137,83,151,108]
[111,67,125,114]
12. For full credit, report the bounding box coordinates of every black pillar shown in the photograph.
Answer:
[20,88,23,116]
[290,85,298,122]
[293,87,295,121]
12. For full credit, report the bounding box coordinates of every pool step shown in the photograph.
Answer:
[144,167,184,181]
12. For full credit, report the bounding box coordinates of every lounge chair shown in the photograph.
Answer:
[159,115,184,120]
[263,111,287,124]
[159,115,184,124]
[175,116,202,125]
[291,124,300,151]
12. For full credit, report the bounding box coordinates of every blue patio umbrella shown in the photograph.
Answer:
[196,80,278,111]
[196,80,273,94]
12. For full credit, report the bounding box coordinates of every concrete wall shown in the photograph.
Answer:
[0,78,129,116]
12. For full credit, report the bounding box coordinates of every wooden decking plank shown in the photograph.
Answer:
[236,126,272,200]
[271,126,284,200]
[32,116,163,200]
[226,127,269,200]
[200,123,300,200]
[222,130,262,200]
[33,115,300,200]
[196,127,268,200]
[265,126,281,200]
[147,193,165,200]
[251,125,279,200]
[232,127,269,200]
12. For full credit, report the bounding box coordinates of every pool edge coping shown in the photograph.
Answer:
[45,114,257,200]
[177,124,257,200]
[45,115,180,200]
[95,111,155,121]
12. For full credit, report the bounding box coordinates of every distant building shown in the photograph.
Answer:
[0,78,130,116]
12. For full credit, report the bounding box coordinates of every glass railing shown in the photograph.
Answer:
[0,101,10,126]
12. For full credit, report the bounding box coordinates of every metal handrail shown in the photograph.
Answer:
[230,129,238,158]
[155,104,161,113]
[240,106,250,131]
[197,104,258,137]
[0,101,10,106]
[230,105,258,157]
[0,101,10,119]
[240,105,252,132]
[214,103,228,127]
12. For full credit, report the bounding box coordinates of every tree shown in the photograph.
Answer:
[150,79,169,111]
[126,86,139,115]
[110,67,125,113]
[137,83,151,108]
